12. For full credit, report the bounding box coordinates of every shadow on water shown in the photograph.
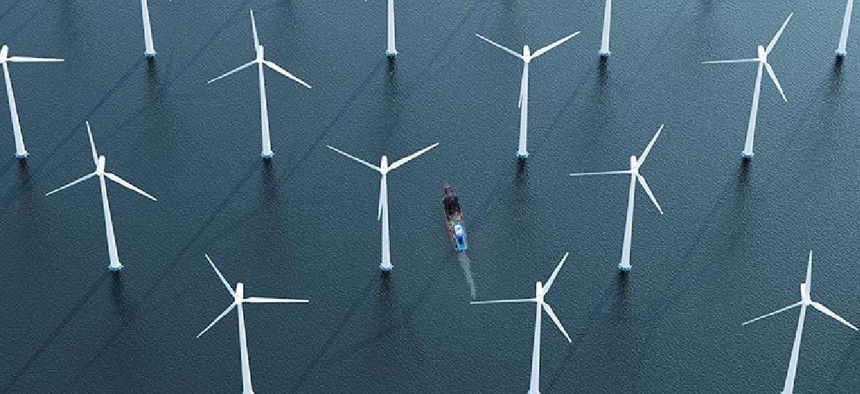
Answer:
[0,272,111,393]
[289,275,378,392]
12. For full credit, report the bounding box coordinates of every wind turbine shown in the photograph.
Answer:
[471,252,572,394]
[0,45,63,158]
[475,32,580,159]
[326,143,439,272]
[569,124,664,272]
[197,254,309,394]
[208,10,312,159]
[743,251,858,394]
[45,122,156,271]
[702,13,792,159]
[141,0,156,57]
[836,0,854,57]
[367,0,398,57]
[600,0,613,56]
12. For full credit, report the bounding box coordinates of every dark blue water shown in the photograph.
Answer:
[3,0,860,392]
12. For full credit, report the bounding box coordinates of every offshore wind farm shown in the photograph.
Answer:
[2,1,860,394]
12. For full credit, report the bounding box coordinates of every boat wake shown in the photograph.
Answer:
[457,252,477,300]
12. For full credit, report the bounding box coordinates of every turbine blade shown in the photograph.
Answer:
[204,254,235,297]
[264,61,312,89]
[244,297,309,304]
[805,250,813,290]
[764,62,787,102]
[85,121,98,166]
[542,252,569,295]
[638,124,664,165]
[207,61,255,84]
[470,298,535,305]
[325,145,381,172]
[542,302,572,342]
[636,174,663,215]
[766,13,794,54]
[45,173,96,196]
[531,31,581,58]
[568,169,631,177]
[105,173,157,201]
[475,34,524,60]
[811,302,859,331]
[250,10,260,49]
[742,302,802,326]
[701,58,759,64]
[7,56,64,63]
[196,303,236,338]
[388,143,440,172]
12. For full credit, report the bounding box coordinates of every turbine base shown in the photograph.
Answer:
[599,50,611,57]
[109,264,124,272]
[385,49,398,58]
[836,50,847,57]
[14,152,28,159]
[144,51,157,58]
[741,151,754,159]
[379,263,392,272]
[261,151,274,159]
[618,263,631,272]
[516,151,529,159]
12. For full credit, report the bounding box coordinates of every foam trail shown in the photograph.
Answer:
[457,252,477,299]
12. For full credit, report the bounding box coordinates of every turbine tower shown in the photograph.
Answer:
[0,45,63,158]
[600,0,613,56]
[387,0,397,57]
[836,0,854,57]
[474,32,580,159]
[569,125,664,271]
[743,251,858,394]
[197,254,309,394]
[46,122,157,271]
[702,13,792,159]
[208,10,312,159]
[326,143,439,272]
[141,0,156,57]
[471,253,572,394]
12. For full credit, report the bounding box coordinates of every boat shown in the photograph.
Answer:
[443,183,468,252]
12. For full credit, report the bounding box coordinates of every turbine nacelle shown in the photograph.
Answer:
[379,155,390,174]
[523,45,532,62]
[96,156,106,175]
[0,45,8,63]
[800,283,811,304]
[534,281,544,302]
[235,282,245,303]
[256,45,265,63]
[757,45,767,62]
[630,155,640,173]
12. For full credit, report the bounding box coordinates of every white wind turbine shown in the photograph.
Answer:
[471,253,572,394]
[836,0,854,57]
[141,0,156,57]
[702,13,792,159]
[0,45,63,158]
[45,122,157,271]
[569,125,664,272]
[475,32,580,159]
[197,254,309,394]
[208,10,312,159]
[600,0,613,56]
[326,143,439,272]
[743,251,858,394]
